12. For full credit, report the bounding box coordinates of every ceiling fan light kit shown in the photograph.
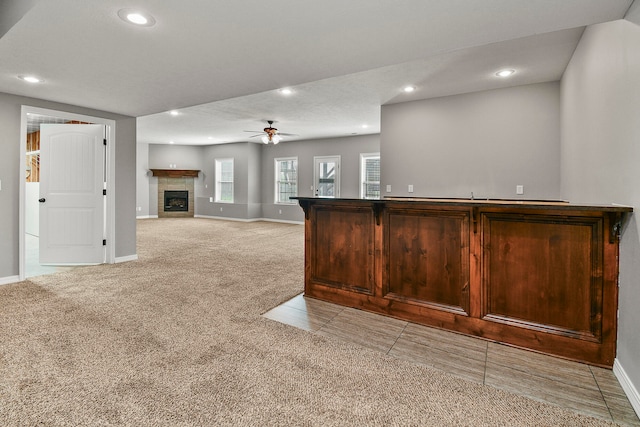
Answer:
[262,134,281,144]
[246,120,295,144]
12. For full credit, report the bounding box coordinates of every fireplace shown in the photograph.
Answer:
[152,170,198,218]
[164,191,189,212]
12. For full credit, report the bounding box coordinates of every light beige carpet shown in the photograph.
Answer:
[0,218,616,426]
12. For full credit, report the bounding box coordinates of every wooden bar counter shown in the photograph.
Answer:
[293,197,632,367]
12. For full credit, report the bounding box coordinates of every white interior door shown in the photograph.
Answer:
[314,156,340,198]
[39,124,105,264]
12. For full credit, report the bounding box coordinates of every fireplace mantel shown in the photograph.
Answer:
[150,169,200,178]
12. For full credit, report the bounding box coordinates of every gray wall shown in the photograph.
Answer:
[114,116,138,258]
[380,82,561,200]
[149,143,203,170]
[627,0,640,26]
[0,0,39,38]
[247,142,263,218]
[198,142,255,219]
[147,144,207,216]
[560,18,640,399]
[260,134,380,222]
[136,143,150,217]
[0,92,136,280]
[143,134,380,222]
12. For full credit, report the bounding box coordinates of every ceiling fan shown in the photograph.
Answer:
[244,120,297,144]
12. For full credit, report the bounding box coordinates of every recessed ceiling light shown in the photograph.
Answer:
[403,85,416,93]
[279,88,293,95]
[169,141,175,144]
[496,69,515,78]
[117,9,156,27]
[362,124,369,129]
[169,110,179,116]
[18,75,43,83]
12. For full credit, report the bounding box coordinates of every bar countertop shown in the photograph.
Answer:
[292,196,633,212]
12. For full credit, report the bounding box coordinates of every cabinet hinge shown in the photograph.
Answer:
[103,138,107,146]
[103,239,107,246]
[103,189,107,196]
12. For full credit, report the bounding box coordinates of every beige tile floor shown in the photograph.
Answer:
[263,293,640,426]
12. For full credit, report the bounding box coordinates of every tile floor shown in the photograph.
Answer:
[263,294,640,426]
[25,233,76,278]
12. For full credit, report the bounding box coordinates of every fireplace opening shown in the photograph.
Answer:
[164,191,188,212]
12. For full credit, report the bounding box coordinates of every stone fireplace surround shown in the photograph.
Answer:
[151,169,199,218]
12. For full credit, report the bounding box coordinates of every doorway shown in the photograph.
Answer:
[19,106,116,280]
[313,155,341,198]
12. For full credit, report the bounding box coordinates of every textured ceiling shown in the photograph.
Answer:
[2,0,634,145]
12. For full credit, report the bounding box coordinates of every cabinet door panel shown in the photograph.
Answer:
[482,214,603,341]
[311,206,375,294]
[385,209,470,314]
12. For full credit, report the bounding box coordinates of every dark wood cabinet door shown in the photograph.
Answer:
[384,208,470,314]
[310,204,375,294]
[482,213,603,342]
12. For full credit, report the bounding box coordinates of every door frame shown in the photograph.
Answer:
[313,155,341,198]
[18,106,116,280]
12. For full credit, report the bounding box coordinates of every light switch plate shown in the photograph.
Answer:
[516,185,524,195]
[408,184,414,193]
[386,185,391,193]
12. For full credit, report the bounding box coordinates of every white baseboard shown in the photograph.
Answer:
[614,358,640,417]
[258,218,304,225]
[194,215,254,222]
[0,275,20,286]
[115,254,138,263]
[194,215,303,225]
[136,215,158,219]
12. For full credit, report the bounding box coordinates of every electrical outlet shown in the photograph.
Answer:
[408,184,414,193]
[220,207,223,212]
[516,185,524,195]
[386,185,391,193]
[279,209,282,214]
[137,206,142,212]
[209,197,213,203]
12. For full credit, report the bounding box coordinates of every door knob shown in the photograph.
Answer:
[38,198,46,203]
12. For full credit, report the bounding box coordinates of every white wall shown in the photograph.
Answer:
[381,82,561,200]
[561,18,640,410]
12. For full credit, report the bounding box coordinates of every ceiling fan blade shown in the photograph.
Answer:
[247,134,262,138]
[244,130,264,133]
[277,132,298,136]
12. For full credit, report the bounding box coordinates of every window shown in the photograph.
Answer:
[360,153,380,199]
[215,158,234,202]
[275,157,298,204]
